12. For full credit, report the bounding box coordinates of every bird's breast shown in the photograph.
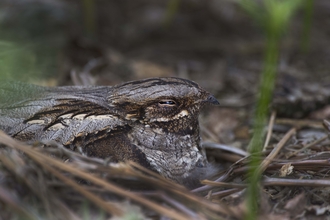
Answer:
[128,125,207,181]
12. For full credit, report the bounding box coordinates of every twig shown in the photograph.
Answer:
[267,159,330,170]
[0,186,36,220]
[323,120,330,131]
[160,193,201,219]
[0,131,190,220]
[209,188,243,199]
[201,180,247,189]
[256,127,296,176]
[0,151,80,220]
[275,118,323,128]
[197,175,330,193]
[191,168,233,193]
[41,161,124,216]
[200,124,219,143]
[291,135,329,157]
[128,162,231,216]
[263,111,276,150]
[203,142,249,157]
[263,177,330,187]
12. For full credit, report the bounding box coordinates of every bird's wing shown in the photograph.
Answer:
[0,81,128,147]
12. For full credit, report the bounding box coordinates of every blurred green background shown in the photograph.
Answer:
[0,0,325,87]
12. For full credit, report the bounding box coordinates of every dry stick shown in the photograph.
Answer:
[192,150,251,193]
[233,158,330,174]
[0,153,58,219]
[291,135,329,157]
[0,153,47,205]
[128,162,232,216]
[200,124,219,143]
[0,132,190,220]
[191,168,233,193]
[41,161,124,216]
[160,193,200,219]
[53,149,227,217]
[323,120,330,131]
[263,177,330,187]
[263,111,276,151]
[203,142,249,157]
[202,175,330,190]
[135,191,200,219]
[275,118,323,129]
[256,127,296,176]
[198,175,330,199]
[0,152,80,220]
[0,139,122,217]
[267,159,330,169]
[127,161,181,188]
[0,186,36,220]
[305,152,330,161]
[208,188,242,198]
[201,180,247,189]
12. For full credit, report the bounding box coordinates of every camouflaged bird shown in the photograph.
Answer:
[0,77,219,187]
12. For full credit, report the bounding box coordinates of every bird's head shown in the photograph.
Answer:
[108,77,219,132]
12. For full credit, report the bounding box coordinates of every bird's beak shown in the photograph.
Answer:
[205,94,220,105]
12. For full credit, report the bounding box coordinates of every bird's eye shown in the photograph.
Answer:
[158,100,176,107]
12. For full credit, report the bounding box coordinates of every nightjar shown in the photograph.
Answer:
[0,77,219,187]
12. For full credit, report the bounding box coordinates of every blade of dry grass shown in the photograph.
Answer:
[203,142,249,157]
[267,159,330,170]
[128,161,233,216]
[291,135,329,157]
[263,111,276,150]
[208,188,243,199]
[191,168,234,193]
[0,149,80,220]
[0,131,198,220]
[0,186,36,220]
[201,180,247,189]
[41,161,124,217]
[256,127,296,176]
[275,118,323,128]
[263,177,330,187]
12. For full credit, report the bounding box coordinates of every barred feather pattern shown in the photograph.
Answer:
[0,77,219,187]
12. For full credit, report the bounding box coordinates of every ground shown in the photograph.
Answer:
[0,0,330,219]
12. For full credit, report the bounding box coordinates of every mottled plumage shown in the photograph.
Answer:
[0,77,219,187]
